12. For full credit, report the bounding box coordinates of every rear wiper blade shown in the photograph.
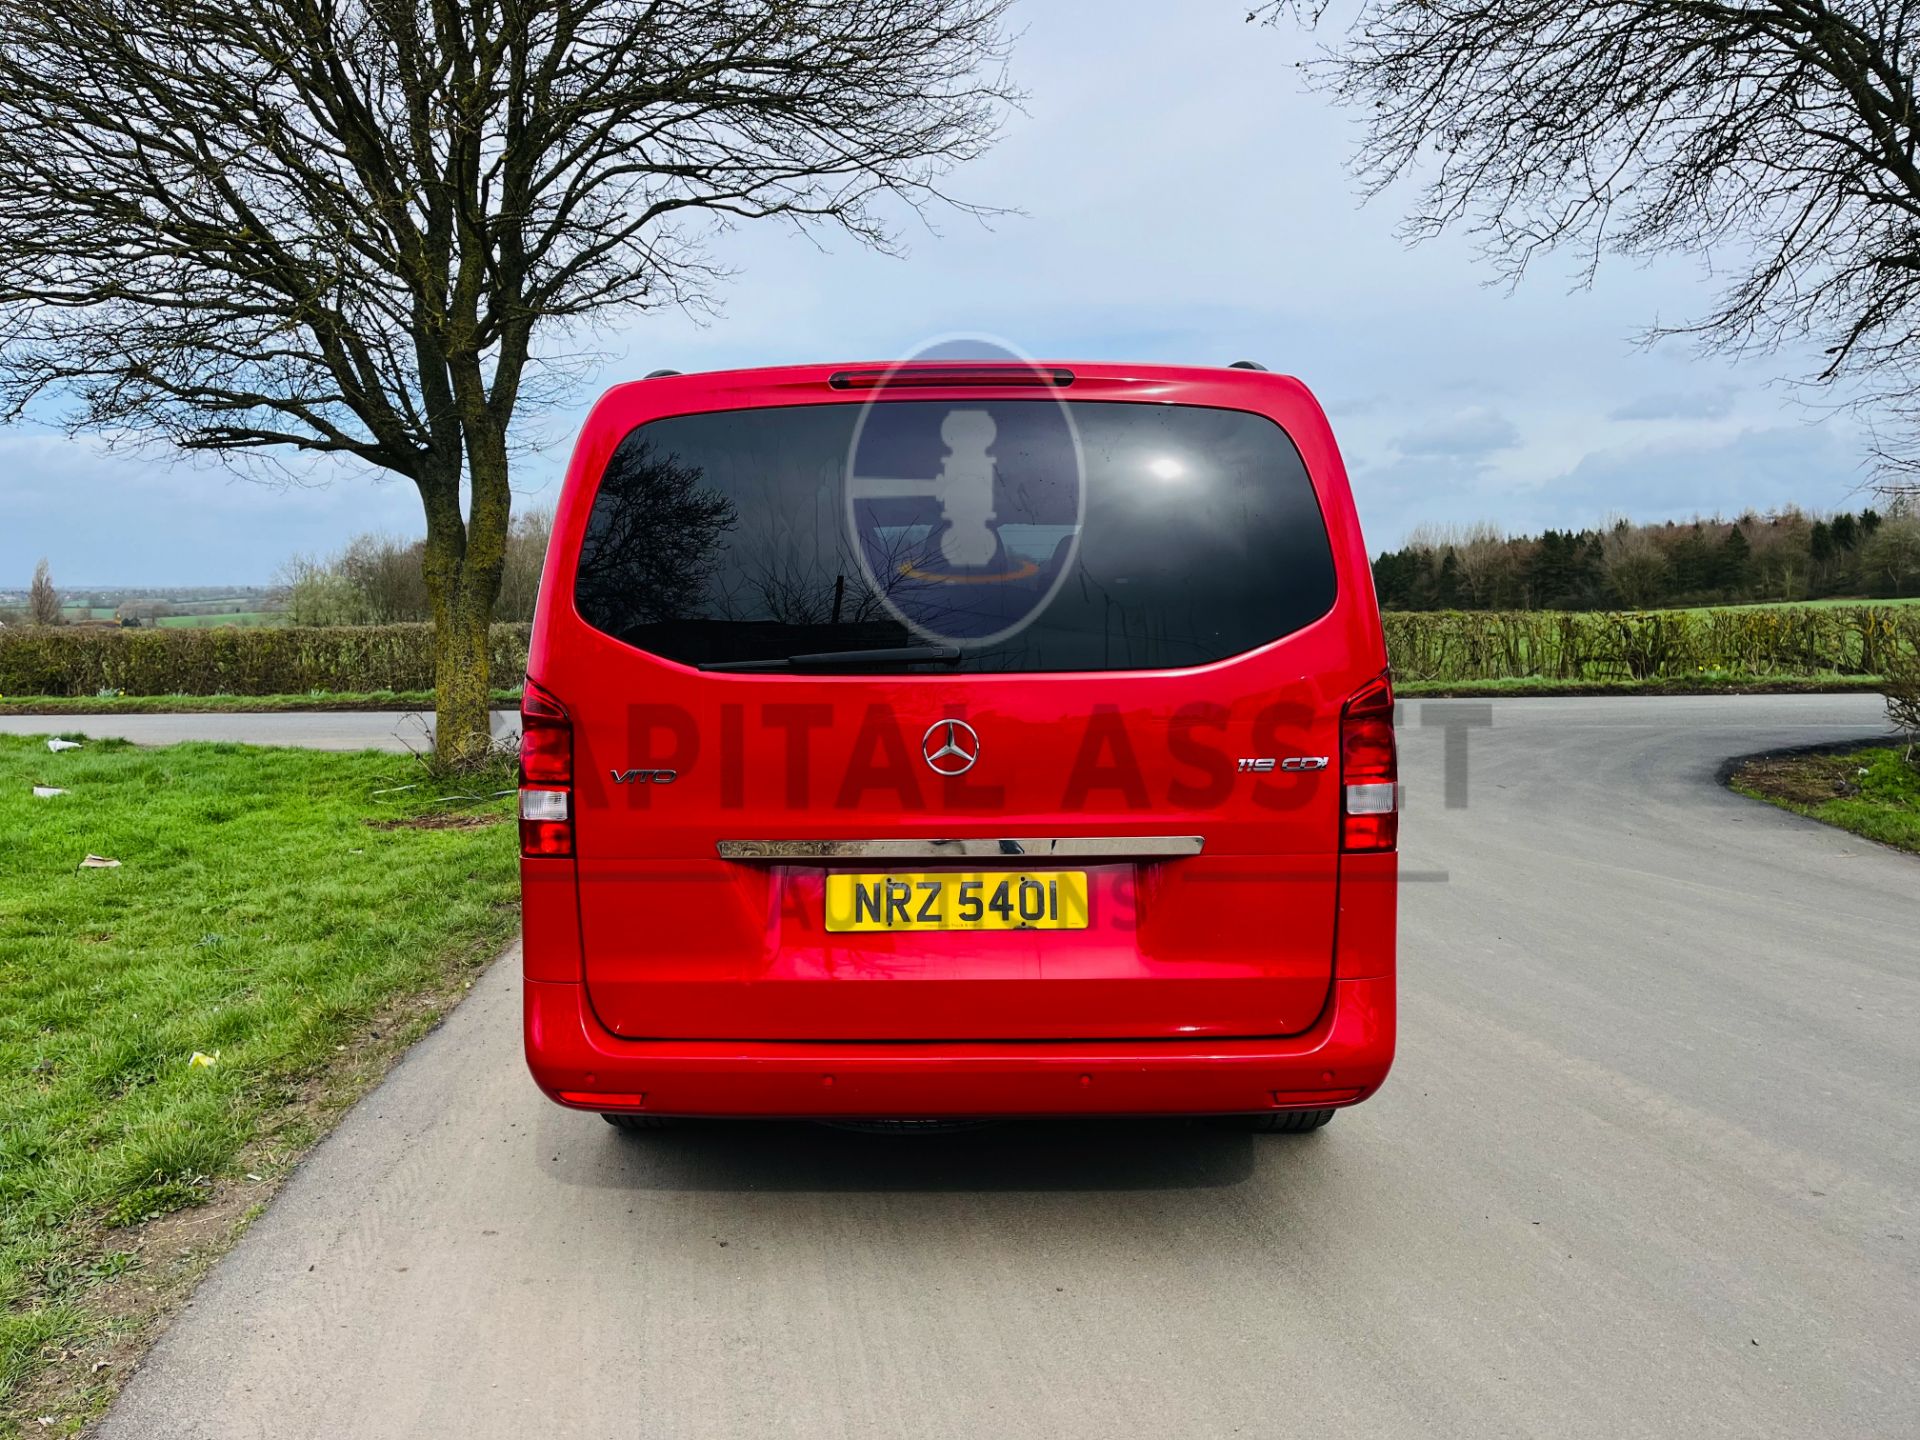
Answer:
[699,645,964,672]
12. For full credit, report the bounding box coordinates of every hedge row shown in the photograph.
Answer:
[0,623,531,697]
[0,608,1914,696]
[1380,606,1920,682]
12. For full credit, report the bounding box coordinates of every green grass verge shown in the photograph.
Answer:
[1730,746,1920,855]
[0,735,519,1433]
[1670,595,1920,615]
[0,691,522,715]
[1394,673,1887,697]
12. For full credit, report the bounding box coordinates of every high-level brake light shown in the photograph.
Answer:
[827,364,1074,390]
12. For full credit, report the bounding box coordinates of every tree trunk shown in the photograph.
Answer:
[416,401,514,771]
[418,440,511,771]
[420,493,490,770]
[433,589,495,769]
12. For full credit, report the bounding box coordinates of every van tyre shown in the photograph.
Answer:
[602,1113,679,1131]
[1231,1108,1336,1133]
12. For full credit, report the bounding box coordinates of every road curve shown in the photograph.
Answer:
[72,694,1918,1440]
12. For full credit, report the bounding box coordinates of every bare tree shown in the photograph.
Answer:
[27,558,61,625]
[279,556,377,627]
[1600,526,1671,609]
[496,511,553,624]
[340,533,433,624]
[1862,512,1920,591]
[1252,1,1920,495]
[0,0,1016,763]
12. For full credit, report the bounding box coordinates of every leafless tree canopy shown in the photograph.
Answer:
[28,559,61,625]
[1253,1,1920,484]
[0,0,1013,465]
[0,0,1015,758]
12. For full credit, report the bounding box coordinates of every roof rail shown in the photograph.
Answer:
[1228,359,1268,371]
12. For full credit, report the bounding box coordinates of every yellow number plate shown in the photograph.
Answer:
[825,871,1090,932]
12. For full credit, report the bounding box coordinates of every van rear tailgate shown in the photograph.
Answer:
[568,659,1349,1041]
[578,852,1337,1041]
[552,384,1377,1043]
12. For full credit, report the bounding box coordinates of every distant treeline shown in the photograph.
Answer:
[1372,508,1920,611]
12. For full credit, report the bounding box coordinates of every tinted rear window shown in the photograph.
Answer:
[573,400,1335,672]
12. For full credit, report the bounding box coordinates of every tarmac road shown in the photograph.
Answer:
[60,694,1918,1439]
[0,709,517,751]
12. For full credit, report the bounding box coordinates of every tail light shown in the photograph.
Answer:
[1340,674,1398,853]
[519,680,573,858]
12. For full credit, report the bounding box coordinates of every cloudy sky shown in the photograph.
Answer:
[1,1,1876,586]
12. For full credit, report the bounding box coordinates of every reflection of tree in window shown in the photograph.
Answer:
[574,439,738,641]
[702,451,876,627]
[713,525,925,629]
[706,449,957,632]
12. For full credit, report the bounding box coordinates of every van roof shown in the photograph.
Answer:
[575,362,1336,460]
[595,359,1314,404]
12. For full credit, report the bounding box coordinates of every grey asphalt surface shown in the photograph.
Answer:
[0,709,518,751]
[63,694,1918,1439]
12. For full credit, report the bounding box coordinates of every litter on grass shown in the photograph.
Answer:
[78,854,121,869]
[188,1051,220,1069]
[32,786,69,798]
[46,738,82,752]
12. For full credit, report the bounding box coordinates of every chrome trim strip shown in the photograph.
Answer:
[716,836,1204,861]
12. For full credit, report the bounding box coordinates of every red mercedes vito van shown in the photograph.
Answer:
[521,361,1396,1131]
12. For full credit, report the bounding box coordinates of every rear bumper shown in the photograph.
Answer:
[524,973,1394,1118]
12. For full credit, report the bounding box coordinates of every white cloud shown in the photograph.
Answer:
[1541,423,1869,521]
[1392,408,1522,459]
[1609,388,1738,422]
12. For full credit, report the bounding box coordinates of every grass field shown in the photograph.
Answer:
[0,735,519,1433]
[1395,673,1887,698]
[42,610,281,630]
[1672,595,1920,616]
[1731,746,1920,854]
[152,612,281,629]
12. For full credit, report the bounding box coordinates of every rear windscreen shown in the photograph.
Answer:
[572,399,1336,672]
